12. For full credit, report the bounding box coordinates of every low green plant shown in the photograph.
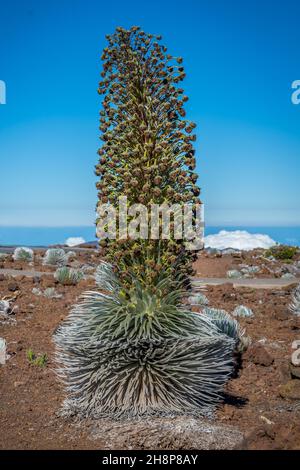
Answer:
[54,267,84,286]
[265,244,298,261]
[26,349,48,367]
[26,348,35,363]
[35,353,48,367]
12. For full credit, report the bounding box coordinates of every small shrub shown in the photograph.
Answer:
[32,287,42,296]
[281,273,296,280]
[43,248,68,266]
[13,247,34,262]
[232,305,254,318]
[0,300,11,315]
[289,284,300,316]
[265,245,298,261]
[26,349,48,367]
[188,293,209,306]
[32,286,63,298]
[54,267,84,286]
[43,287,63,299]
[227,270,242,279]
[0,253,8,261]
[240,265,260,275]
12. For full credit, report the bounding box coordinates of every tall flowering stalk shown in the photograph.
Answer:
[95,26,201,288]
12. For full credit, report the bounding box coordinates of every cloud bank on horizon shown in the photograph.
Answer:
[65,237,86,247]
[63,231,276,251]
[204,230,276,251]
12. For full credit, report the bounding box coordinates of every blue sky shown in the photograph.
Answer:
[0,0,299,227]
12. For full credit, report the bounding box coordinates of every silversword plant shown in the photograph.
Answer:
[289,283,300,316]
[54,267,83,286]
[54,27,237,419]
[43,248,68,266]
[54,263,235,417]
[13,247,34,262]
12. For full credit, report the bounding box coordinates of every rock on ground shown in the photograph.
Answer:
[278,380,300,400]
[90,416,245,450]
[244,343,274,367]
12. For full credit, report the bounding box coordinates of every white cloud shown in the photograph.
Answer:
[65,237,86,247]
[204,230,276,251]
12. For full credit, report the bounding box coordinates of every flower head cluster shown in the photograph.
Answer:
[96,26,201,287]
